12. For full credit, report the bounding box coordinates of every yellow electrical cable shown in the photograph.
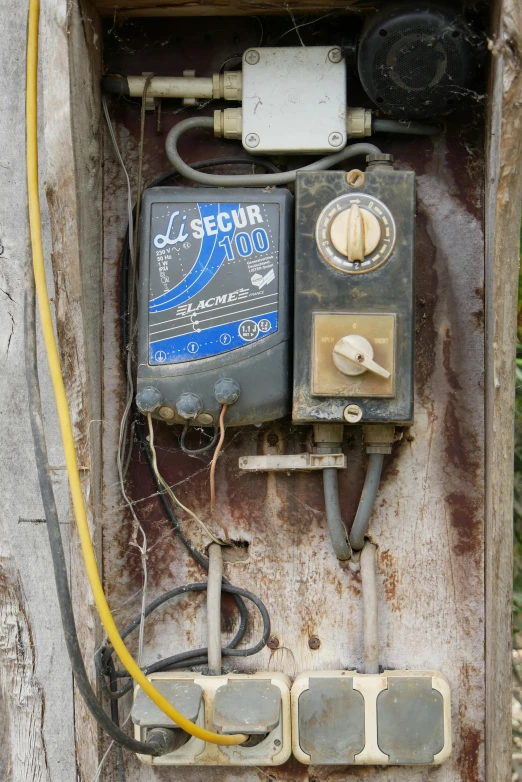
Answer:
[26,0,246,747]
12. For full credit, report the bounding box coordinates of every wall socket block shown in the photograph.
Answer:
[132,672,291,766]
[292,670,451,766]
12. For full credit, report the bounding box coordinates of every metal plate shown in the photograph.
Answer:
[312,312,396,397]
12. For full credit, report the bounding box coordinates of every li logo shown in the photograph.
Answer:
[154,211,189,249]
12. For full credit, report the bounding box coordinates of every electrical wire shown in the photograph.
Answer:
[210,403,228,516]
[180,421,220,454]
[147,413,225,545]
[23,202,159,758]
[26,0,246,746]
[96,581,271,699]
[136,423,251,646]
[165,117,382,186]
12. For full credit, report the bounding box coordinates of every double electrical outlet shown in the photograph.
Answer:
[132,669,452,767]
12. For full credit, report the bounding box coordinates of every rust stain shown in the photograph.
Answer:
[446,491,481,559]
[443,395,480,478]
[378,550,404,612]
[442,328,462,391]
[413,214,439,413]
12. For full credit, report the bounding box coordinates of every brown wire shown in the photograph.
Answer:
[209,404,230,541]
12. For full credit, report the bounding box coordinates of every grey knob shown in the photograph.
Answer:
[136,387,162,414]
[213,378,240,405]
[175,392,203,420]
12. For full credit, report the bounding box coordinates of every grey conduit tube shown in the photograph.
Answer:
[373,118,442,136]
[207,543,223,675]
[360,542,379,674]
[165,117,381,187]
[323,468,352,561]
[349,453,384,552]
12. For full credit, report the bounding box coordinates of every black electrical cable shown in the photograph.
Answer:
[98,582,271,699]
[23,267,160,757]
[180,421,220,454]
[121,155,281,351]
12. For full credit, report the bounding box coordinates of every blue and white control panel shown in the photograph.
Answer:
[148,201,280,365]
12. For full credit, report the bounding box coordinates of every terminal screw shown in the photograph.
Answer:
[136,387,162,414]
[244,49,260,65]
[344,404,363,424]
[213,378,240,405]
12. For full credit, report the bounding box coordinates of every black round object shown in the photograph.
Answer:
[357,2,481,118]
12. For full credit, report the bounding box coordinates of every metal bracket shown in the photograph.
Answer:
[239,453,346,472]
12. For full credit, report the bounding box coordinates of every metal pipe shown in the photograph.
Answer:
[207,543,223,675]
[349,453,384,551]
[360,542,379,674]
[322,467,352,561]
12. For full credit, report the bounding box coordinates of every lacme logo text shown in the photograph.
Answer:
[176,288,249,316]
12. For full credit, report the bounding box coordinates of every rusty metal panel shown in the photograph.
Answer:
[101,16,485,781]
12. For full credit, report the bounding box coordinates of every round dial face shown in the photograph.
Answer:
[315,192,396,274]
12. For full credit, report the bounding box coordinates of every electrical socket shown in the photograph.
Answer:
[133,671,291,766]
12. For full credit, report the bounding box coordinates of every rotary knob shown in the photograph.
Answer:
[333,335,391,379]
[330,204,381,261]
[315,193,396,274]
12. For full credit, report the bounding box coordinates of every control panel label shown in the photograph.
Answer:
[148,202,280,365]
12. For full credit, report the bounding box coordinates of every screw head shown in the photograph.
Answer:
[308,636,321,650]
[158,406,175,420]
[245,49,260,65]
[344,404,363,424]
[328,132,343,147]
[197,412,214,425]
[267,636,280,650]
[328,47,343,63]
[245,133,260,148]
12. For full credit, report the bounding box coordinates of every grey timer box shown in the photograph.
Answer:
[137,187,293,426]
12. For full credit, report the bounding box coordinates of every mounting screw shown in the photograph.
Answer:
[346,169,365,188]
[344,404,363,424]
[244,49,260,65]
[158,406,175,420]
[267,636,280,650]
[328,47,343,63]
[245,133,260,148]
[308,636,321,650]
[197,412,214,426]
[328,132,343,147]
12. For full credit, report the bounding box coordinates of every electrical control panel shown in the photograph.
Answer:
[292,671,451,766]
[137,187,292,426]
[292,165,415,425]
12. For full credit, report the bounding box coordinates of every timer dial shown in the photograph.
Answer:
[315,193,396,274]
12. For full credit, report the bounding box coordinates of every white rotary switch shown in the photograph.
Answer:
[330,204,381,262]
[315,193,396,274]
[333,335,391,379]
